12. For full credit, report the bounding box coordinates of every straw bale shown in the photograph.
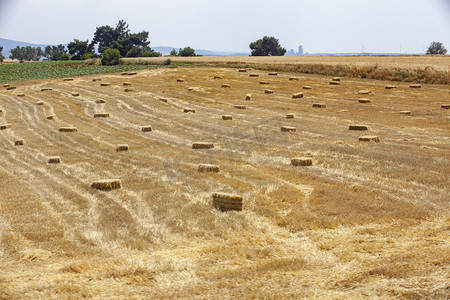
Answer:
[385,85,397,89]
[46,115,54,120]
[17,93,25,97]
[358,98,371,103]
[212,192,243,211]
[127,72,137,76]
[399,111,412,115]
[0,124,12,130]
[234,105,246,109]
[332,77,341,81]
[94,113,110,118]
[124,88,134,92]
[91,179,122,191]
[281,126,296,132]
[48,156,61,164]
[14,139,25,146]
[260,81,269,85]
[3,84,10,87]
[37,101,44,105]
[264,89,274,94]
[59,127,77,132]
[96,99,106,104]
[221,84,231,88]
[222,115,233,120]
[249,74,259,77]
[268,72,278,76]
[92,78,101,82]
[349,125,370,131]
[41,88,52,91]
[159,97,168,103]
[358,90,371,94]
[303,86,312,90]
[441,104,449,109]
[198,164,220,173]
[245,94,251,100]
[312,103,326,108]
[289,77,299,81]
[116,144,129,152]
[184,108,196,113]
[286,113,295,119]
[329,81,340,85]
[177,78,185,82]
[63,78,74,81]
[291,157,313,166]
[192,142,214,149]
[142,126,153,132]
[409,84,421,88]
[359,136,380,142]
[100,83,110,86]
[123,82,131,86]
[6,86,16,90]
[214,76,222,79]
[238,69,247,72]
[292,92,304,99]
[71,92,79,97]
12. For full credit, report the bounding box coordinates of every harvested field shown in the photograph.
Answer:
[0,65,449,299]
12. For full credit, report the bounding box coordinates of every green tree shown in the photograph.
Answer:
[91,20,153,57]
[68,39,94,60]
[36,47,44,60]
[101,48,121,65]
[43,44,69,61]
[0,46,5,62]
[249,36,286,56]
[169,48,178,56]
[10,46,40,62]
[426,41,447,55]
[178,46,196,57]
[126,46,161,57]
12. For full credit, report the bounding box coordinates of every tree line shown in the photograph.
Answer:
[5,20,166,64]
[1,20,447,64]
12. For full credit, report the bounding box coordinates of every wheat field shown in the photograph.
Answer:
[0,65,449,298]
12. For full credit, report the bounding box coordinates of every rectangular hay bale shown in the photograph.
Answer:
[91,179,122,191]
[292,92,304,99]
[349,125,370,131]
[94,113,110,118]
[198,164,220,173]
[192,142,214,149]
[212,192,243,212]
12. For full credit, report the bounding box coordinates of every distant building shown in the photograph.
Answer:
[286,49,296,56]
[285,45,304,56]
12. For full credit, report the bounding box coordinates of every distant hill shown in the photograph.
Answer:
[0,38,52,58]
[151,46,250,57]
[0,39,250,58]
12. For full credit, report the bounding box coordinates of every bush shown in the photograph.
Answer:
[426,41,447,55]
[179,47,196,57]
[101,48,121,65]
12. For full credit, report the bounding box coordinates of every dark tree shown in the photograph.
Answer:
[178,46,196,57]
[426,41,447,55]
[169,48,178,56]
[0,46,4,62]
[91,20,153,57]
[43,44,69,61]
[101,48,121,65]
[10,46,40,62]
[249,36,286,56]
[68,39,94,60]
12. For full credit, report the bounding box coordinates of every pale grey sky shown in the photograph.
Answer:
[0,0,449,54]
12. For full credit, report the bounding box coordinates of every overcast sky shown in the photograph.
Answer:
[0,0,449,54]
